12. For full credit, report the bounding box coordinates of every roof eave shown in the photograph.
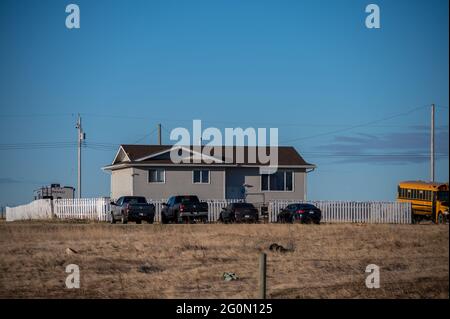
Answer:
[102,163,316,171]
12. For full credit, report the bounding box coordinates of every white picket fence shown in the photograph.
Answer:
[6,198,412,224]
[6,198,111,222]
[5,198,242,222]
[53,198,111,221]
[6,199,53,221]
[268,200,412,224]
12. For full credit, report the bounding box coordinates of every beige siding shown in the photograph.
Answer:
[225,167,306,203]
[131,167,225,201]
[110,168,134,199]
[110,166,307,203]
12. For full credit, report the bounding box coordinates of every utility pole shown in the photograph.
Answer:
[157,123,162,145]
[76,114,85,198]
[431,104,435,182]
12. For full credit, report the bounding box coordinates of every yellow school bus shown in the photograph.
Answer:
[397,181,449,224]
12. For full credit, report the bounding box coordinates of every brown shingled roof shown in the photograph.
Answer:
[112,144,314,167]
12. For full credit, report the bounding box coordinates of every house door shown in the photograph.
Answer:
[227,186,245,200]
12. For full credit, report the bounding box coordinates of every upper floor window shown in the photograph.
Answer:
[261,171,293,191]
[193,169,209,184]
[148,169,165,183]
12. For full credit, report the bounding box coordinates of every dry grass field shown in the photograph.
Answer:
[0,220,448,299]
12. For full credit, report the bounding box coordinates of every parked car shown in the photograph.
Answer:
[219,203,259,223]
[277,203,321,224]
[161,195,209,224]
[110,196,155,224]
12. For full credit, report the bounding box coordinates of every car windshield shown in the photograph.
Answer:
[124,197,147,204]
[234,203,254,209]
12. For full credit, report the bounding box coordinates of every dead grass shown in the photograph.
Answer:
[0,221,448,299]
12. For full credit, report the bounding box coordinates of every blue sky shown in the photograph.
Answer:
[0,0,448,206]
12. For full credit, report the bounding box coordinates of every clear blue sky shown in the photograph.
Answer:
[0,0,448,206]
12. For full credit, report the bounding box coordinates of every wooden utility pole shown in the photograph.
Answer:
[76,114,85,198]
[431,104,435,182]
[157,123,162,145]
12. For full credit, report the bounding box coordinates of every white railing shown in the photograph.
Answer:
[6,199,53,221]
[204,199,244,222]
[6,198,412,224]
[54,198,111,221]
[152,200,165,223]
[268,200,412,224]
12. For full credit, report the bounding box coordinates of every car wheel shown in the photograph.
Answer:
[291,215,298,224]
[437,212,444,225]
[136,219,142,224]
[161,214,167,224]
[110,213,116,224]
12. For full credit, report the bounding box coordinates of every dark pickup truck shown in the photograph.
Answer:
[110,196,155,224]
[161,195,209,224]
[219,202,259,223]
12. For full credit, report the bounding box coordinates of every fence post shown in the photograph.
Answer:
[259,252,267,299]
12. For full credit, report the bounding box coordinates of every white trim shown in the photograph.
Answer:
[135,146,224,164]
[135,148,174,161]
[192,169,211,184]
[147,168,166,184]
[304,172,307,201]
[260,170,295,193]
[112,146,131,164]
[102,163,316,171]
[223,169,226,200]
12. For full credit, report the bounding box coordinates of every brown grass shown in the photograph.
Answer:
[0,220,448,299]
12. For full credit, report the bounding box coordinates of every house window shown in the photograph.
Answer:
[148,169,165,183]
[261,171,293,191]
[193,169,209,184]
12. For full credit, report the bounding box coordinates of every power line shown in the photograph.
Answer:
[0,142,77,150]
[1,107,446,129]
[133,127,158,144]
[0,113,75,118]
[280,105,430,144]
